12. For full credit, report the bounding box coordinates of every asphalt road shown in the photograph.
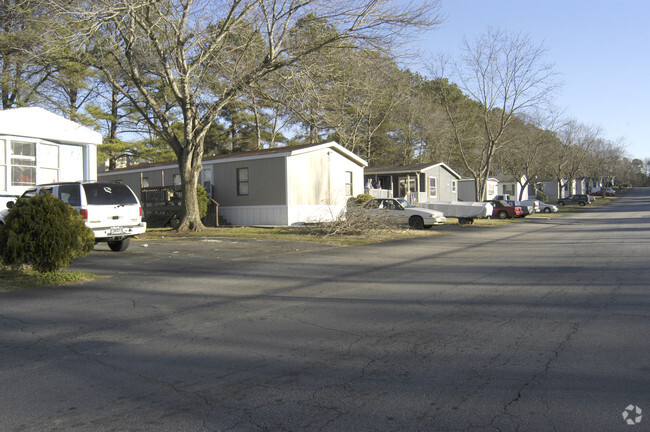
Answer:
[1,188,649,432]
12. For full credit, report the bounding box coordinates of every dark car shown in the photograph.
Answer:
[557,194,592,206]
[486,200,524,219]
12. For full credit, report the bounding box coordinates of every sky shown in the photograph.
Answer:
[406,0,649,161]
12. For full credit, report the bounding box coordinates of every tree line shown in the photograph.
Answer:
[2,0,648,230]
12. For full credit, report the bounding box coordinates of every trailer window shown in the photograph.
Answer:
[237,168,249,196]
[429,177,438,198]
[11,141,36,186]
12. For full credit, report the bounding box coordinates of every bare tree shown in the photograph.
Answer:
[548,119,601,197]
[431,28,560,200]
[583,137,625,189]
[496,109,562,199]
[50,0,441,231]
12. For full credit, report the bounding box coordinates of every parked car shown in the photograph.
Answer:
[519,199,557,213]
[557,194,592,206]
[1,182,146,251]
[592,187,616,196]
[358,198,446,229]
[529,200,558,213]
[485,200,524,219]
[505,200,534,217]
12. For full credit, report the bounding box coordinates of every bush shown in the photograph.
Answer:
[535,189,549,202]
[0,193,95,273]
[197,184,209,219]
[354,193,373,206]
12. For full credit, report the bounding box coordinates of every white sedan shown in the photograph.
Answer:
[536,201,559,213]
[521,199,558,214]
[360,198,446,229]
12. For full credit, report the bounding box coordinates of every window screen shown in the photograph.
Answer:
[345,171,353,196]
[237,168,249,196]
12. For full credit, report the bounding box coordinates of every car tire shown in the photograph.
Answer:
[558,201,565,206]
[408,216,424,229]
[543,207,551,213]
[579,201,586,206]
[108,237,130,252]
[497,210,508,219]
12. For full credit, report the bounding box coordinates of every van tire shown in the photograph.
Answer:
[108,238,130,252]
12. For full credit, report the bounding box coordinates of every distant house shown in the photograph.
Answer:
[0,107,101,207]
[495,175,529,201]
[537,179,575,200]
[98,141,367,226]
[364,162,461,203]
[587,178,604,192]
[457,177,499,201]
[537,178,606,201]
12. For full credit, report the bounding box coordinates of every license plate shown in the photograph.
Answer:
[110,227,124,235]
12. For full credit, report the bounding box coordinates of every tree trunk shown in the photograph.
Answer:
[475,177,484,202]
[176,152,205,232]
[109,85,119,140]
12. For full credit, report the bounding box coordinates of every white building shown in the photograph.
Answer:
[457,177,499,201]
[0,107,101,207]
[495,175,530,201]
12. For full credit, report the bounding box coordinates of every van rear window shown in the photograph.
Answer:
[83,184,138,205]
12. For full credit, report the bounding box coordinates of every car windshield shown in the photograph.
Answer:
[83,183,138,205]
[21,189,37,198]
[395,198,412,208]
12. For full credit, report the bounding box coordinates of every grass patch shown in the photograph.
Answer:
[137,195,622,245]
[0,266,100,292]
[138,225,440,246]
[555,195,617,214]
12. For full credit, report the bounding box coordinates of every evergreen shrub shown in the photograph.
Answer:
[197,184,209,219]
[354,193,373,206]
[0,193,95,273]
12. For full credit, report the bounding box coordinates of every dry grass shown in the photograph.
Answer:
[138,196,620,246]
[0,266,100,292]
[138,224,440,247]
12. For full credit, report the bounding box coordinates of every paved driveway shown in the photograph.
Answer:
[1,189,649,431]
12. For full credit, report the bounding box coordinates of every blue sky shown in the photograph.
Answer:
[408,0,649,161]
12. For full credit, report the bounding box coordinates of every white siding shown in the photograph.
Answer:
[288,204,346,225]
[59,144,85,181]
[218,204,347,226]
[286,148,364,207]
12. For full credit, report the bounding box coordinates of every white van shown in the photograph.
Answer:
[1,182,146,251]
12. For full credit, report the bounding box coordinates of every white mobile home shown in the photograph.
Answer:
[0,107,100,207]
[99,142,367,226]
[457,177,499,201]
[495,175,530,201]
